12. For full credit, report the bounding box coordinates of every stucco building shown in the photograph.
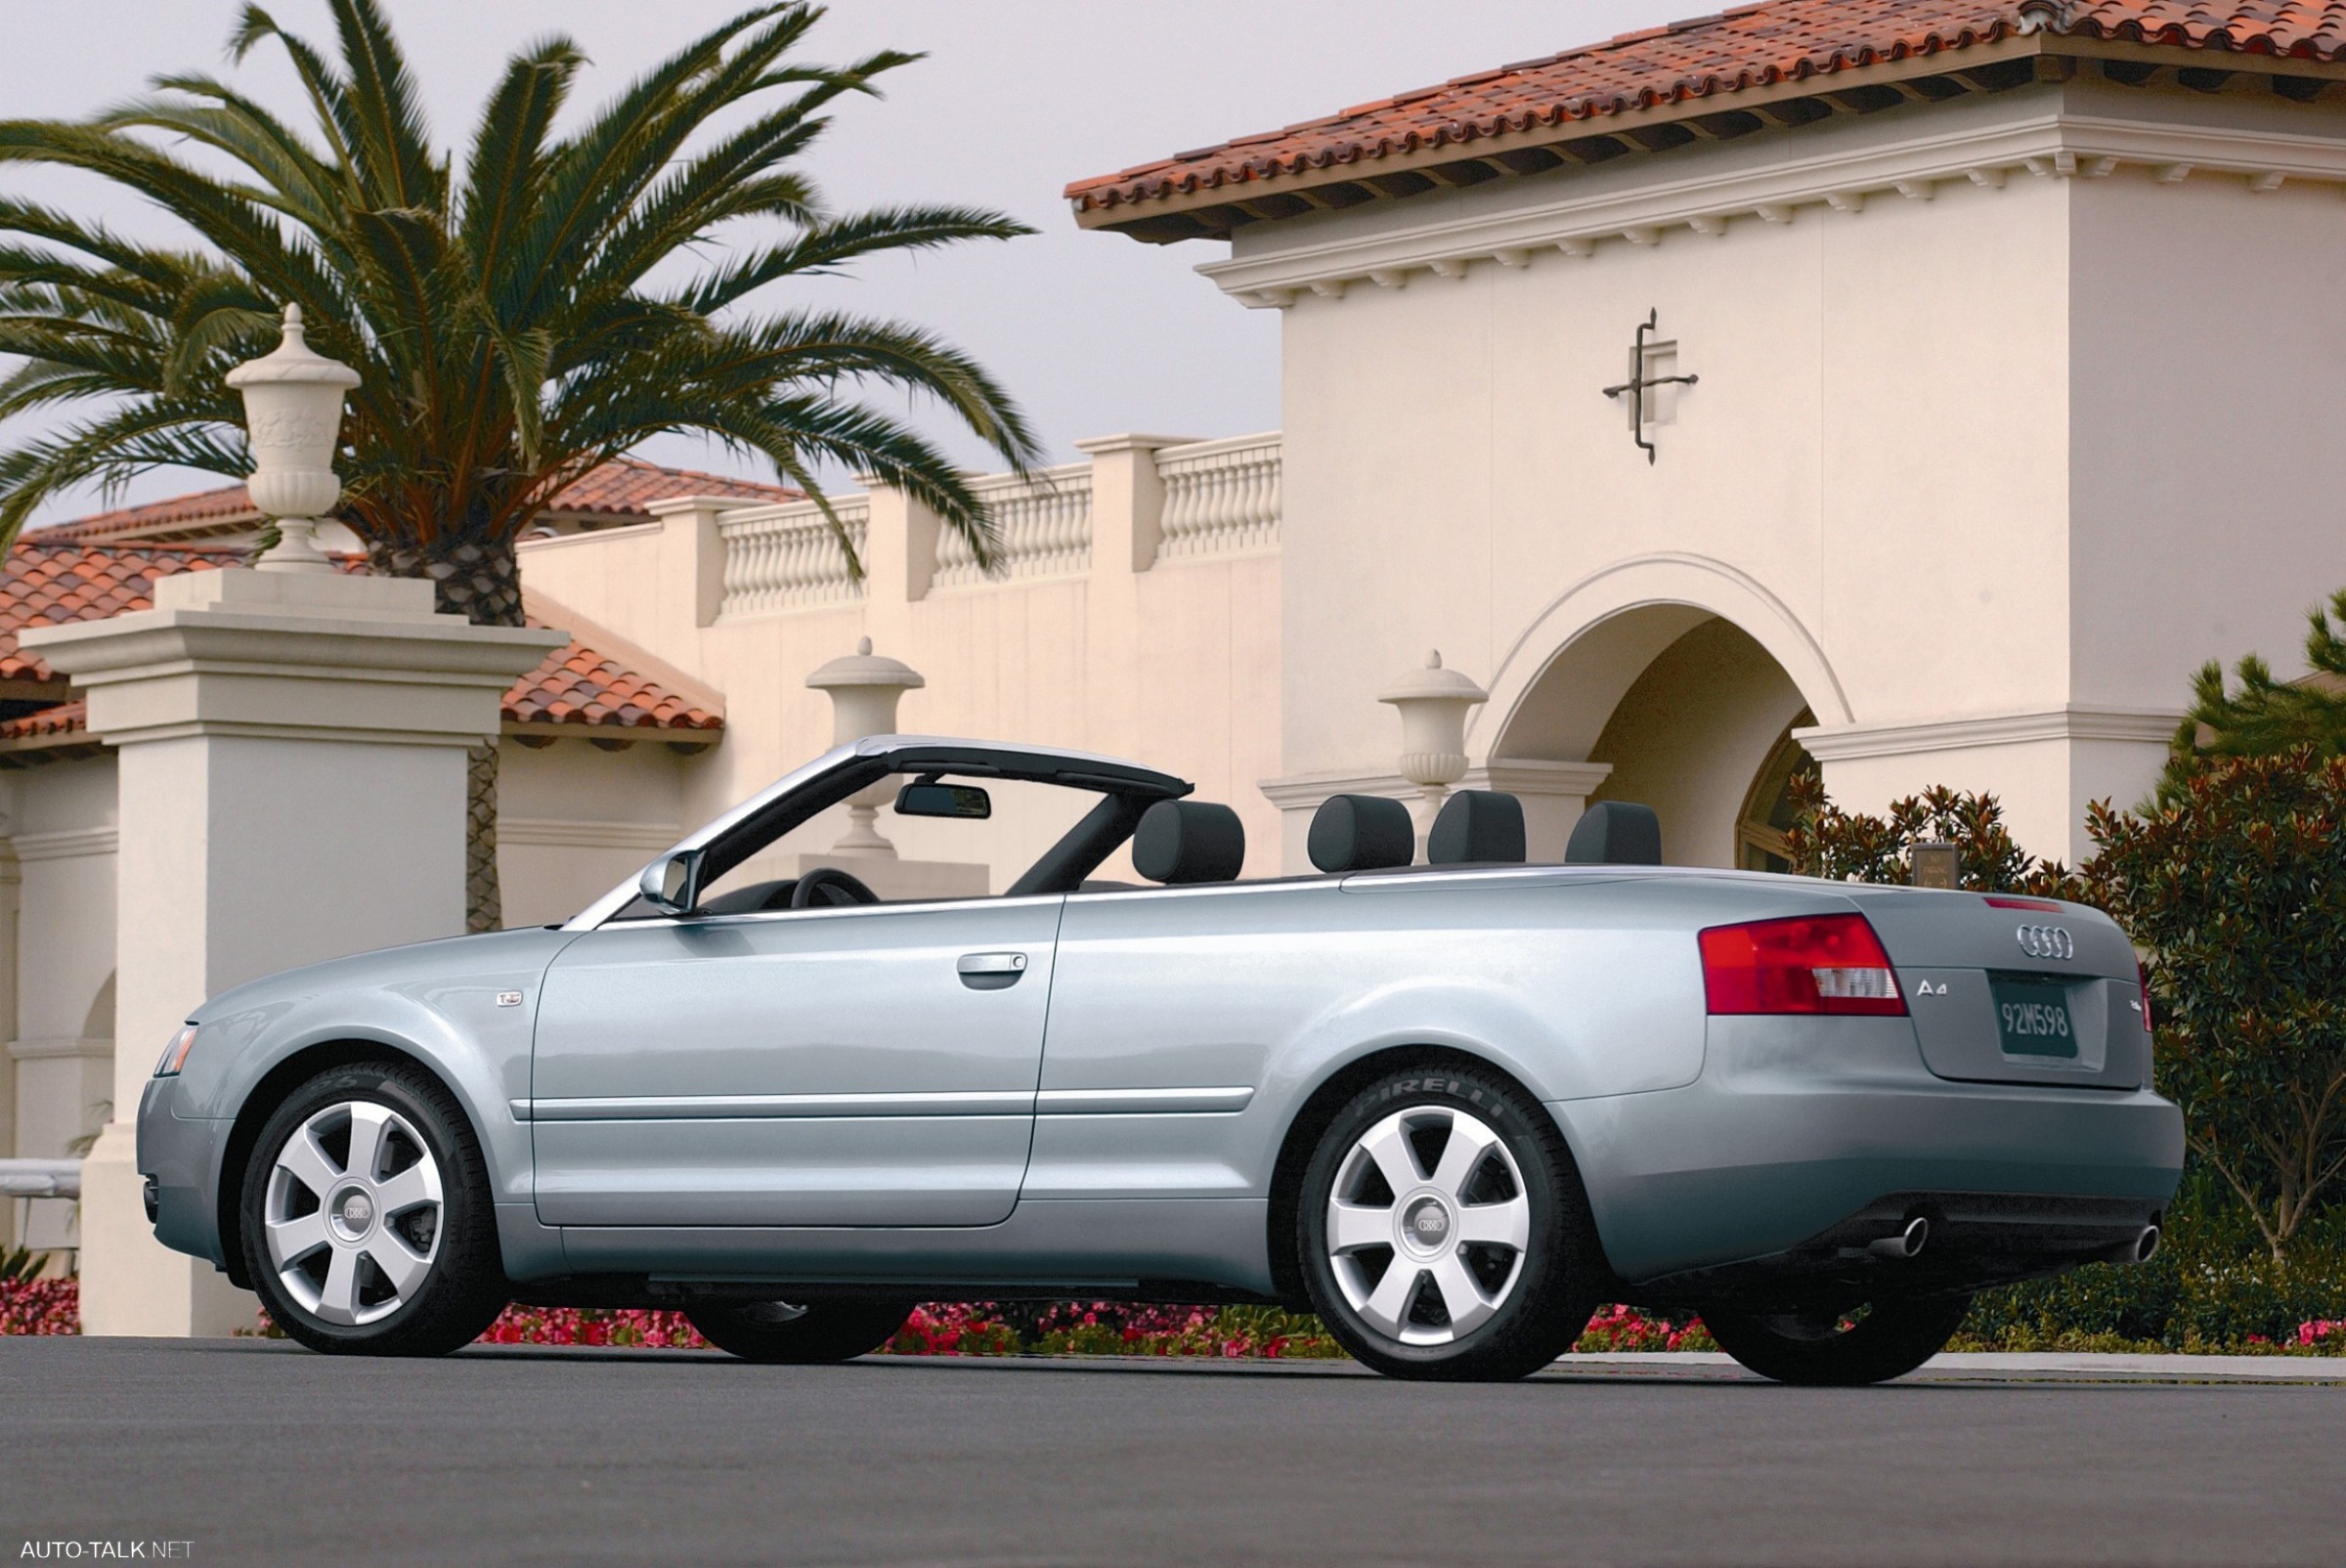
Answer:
[6,0,2345,1272]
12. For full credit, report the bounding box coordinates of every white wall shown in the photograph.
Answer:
[1260,87,2071,788]
[1233,76,2346,864]
[2067,101,2346,713]
[7,754,117,1249]
[496,737,699,927]
[515,459,1286,886]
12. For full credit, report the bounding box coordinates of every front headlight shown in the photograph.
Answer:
[153,1024,198,1077]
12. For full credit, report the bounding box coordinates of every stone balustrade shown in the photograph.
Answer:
[932,462,1094,588]
[717,497,871,614]
[707,433,1282,621]
[1156,432,1282,559]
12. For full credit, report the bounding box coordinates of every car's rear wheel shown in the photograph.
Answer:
[239,1062,507,1356]
[685,1298,914,1363]
[1297,1061,1600,1381]
[1701,1294,1974,1386]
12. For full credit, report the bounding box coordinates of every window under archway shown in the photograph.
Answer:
[1737,714,1814,874]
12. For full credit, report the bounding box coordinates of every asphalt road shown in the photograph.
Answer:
[5,1339,2343,1567]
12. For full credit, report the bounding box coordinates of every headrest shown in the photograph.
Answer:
[1309,794,1415,873]
[1428,790,1526,866]
[1565,802,1663,866]
[1133,800,1245,885]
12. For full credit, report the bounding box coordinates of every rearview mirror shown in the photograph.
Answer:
[894,782,991,820]
[637,848,706,914]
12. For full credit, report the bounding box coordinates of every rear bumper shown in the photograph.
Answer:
[1629,1190,2164,1309]
[1548,1016,2185,1286]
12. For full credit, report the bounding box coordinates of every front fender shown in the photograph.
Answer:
[172,927,579,1210]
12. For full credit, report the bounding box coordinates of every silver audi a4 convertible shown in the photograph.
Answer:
[139,735,2183,1384]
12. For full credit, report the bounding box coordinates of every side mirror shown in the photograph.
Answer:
[894,781,991,820]
[637,848,706,915]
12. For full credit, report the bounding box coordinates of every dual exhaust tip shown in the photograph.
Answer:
[1867,1215,2163,1266]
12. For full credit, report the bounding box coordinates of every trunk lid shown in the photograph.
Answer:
[1842,887,2150,1091]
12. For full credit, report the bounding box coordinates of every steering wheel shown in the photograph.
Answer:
[789,865,881,909]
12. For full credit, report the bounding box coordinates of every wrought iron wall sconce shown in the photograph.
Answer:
[1602,308,1699,464]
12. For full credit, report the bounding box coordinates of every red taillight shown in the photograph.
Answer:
[1699,914,1907,1017]
[1983,895,2064,912]
[2136,960,2154,1033]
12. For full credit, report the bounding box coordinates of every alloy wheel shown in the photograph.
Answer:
[1324,1106,1532,1345]
[263,1101,445,1327]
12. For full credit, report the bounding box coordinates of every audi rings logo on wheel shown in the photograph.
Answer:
[2016,925,2074,961]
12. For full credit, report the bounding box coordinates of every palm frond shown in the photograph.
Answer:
[0,0,1036,569]
[456,37,584,282]
[321,0,442,210]
[680,204,1034,316]
[0,403,247,537]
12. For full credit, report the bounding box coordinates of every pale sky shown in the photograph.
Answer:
[7,0,1696,526]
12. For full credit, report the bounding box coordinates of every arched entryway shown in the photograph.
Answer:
[1477,557,1842,869]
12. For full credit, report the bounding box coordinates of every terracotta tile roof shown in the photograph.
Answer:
[504,634,724,731]
[0,539,722,739]
[1067,1,2346,219]
[2060,1,2346,52]
[540,457,801,517]
[32,457,801,544]
[37,484,258,543]
[1,541,238,681]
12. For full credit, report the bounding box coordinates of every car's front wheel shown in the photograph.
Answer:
[239,1062,508,1356]
[685,1298,914,1363]
[1701,1295,1974,1385]
[1297,1061,1600,1381]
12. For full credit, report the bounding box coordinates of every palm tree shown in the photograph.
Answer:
[0,0,1040,929]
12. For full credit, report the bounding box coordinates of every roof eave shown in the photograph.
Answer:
[1075,30,2346,242]
[502,719,722,752]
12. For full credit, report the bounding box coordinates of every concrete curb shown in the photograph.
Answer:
[1555,1351,2346,1383]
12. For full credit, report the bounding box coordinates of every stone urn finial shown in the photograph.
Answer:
[226,303,361,573]
[1379,649,1489,836]
[806,637,926,854]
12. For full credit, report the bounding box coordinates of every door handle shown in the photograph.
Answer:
[957,951,1029,990]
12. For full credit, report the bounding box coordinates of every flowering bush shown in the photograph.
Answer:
[0,1275,78,1335]
[1571,1303,1716,1354]
[882,1303,1022,1356]
[230,1297,1721,1356]
[475,1305,705,1348]
[22,1267,2346,1352]
[885,1301,1344,1359]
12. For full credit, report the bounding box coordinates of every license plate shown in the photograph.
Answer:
[1990,975,2079,1059]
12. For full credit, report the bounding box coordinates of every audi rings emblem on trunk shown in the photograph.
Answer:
[2017,925,2073,961]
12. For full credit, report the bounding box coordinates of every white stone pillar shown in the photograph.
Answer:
[22,568,563,1335]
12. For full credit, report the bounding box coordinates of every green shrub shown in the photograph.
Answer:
[1961,1171,2346,1351]
[2071,750,2346,1260]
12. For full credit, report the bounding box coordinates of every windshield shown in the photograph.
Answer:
[693,771,1118,909]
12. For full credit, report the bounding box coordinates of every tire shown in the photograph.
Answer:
[1702,1294,1974,1386]
[685,1298,915,1363]
[1296,1061,1600,1381]
[239,1062,508,1357]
